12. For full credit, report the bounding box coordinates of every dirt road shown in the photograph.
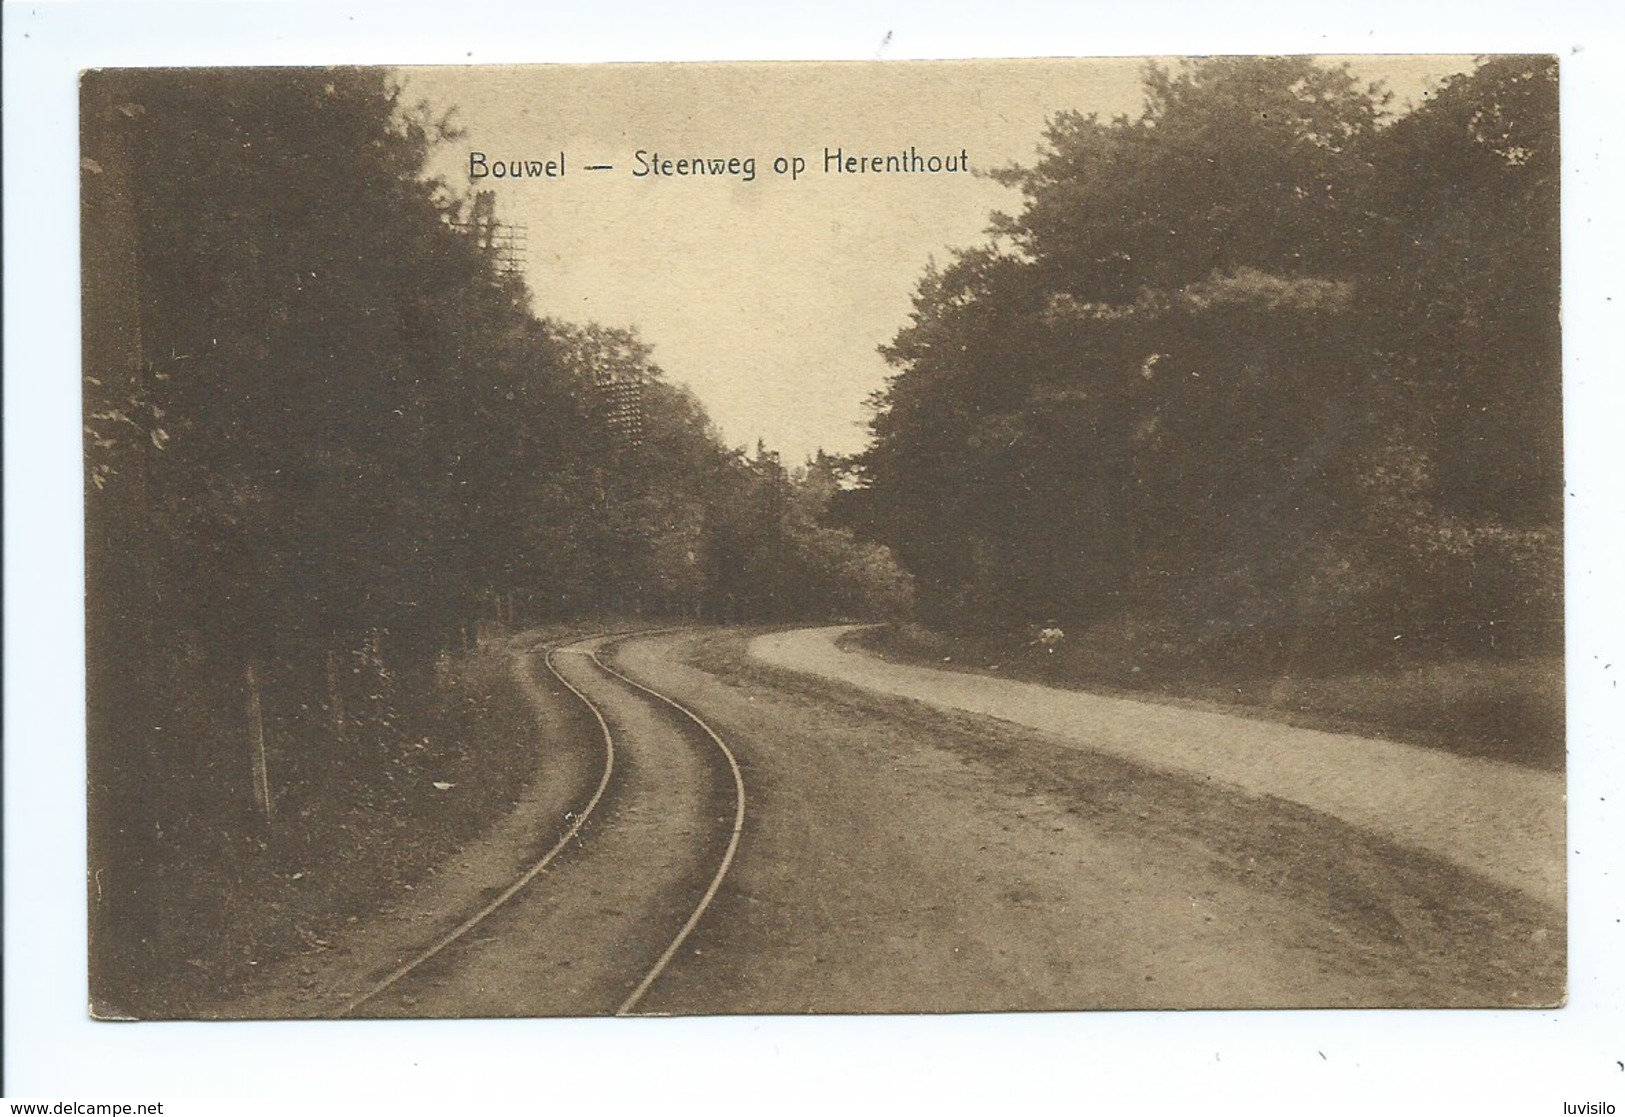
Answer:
[617,630,1562,1011]
[223,626,1563,1016]
[750,625,1565,912]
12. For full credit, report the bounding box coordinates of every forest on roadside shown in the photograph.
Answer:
[81,58,1562,1012]
[82,68,908,1011]
[846,57,1561,681]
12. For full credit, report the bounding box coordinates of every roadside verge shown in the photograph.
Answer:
[751,625,1565,912]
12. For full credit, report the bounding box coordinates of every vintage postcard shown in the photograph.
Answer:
[81,57,1563,1020]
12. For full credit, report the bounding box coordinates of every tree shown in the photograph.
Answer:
[856,56,1559,658]
[1359,56,1561,527]
[83,68,586,996]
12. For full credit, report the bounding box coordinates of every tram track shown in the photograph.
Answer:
[336,629,746,1018]
[591,649,747,1015]
[226,625,1560,1018]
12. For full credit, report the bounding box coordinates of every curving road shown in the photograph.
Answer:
[222,625,1565,1016]
[751,625,1566,912]
[609,629,1564,1011]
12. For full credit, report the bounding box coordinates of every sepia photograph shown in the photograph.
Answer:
[77,55,1568,1023]
[7,0,1624,1098]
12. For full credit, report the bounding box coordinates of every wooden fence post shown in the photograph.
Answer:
[245,659,274,824]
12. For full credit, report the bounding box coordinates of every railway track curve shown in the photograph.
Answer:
[335,629,745,1018]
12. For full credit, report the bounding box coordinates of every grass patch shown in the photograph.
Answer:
[855,621,1563,771]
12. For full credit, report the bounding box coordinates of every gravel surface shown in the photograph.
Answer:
[622,630,1563,1010]
[218,626,1564,1016]
[752,625,1565,912]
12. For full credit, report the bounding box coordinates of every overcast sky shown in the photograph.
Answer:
[403,57,1471,464]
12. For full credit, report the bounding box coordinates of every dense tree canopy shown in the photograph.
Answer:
[853,57,1560,657]
[82,67,910,998]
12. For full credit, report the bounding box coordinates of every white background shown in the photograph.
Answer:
[5,1,1622,1110]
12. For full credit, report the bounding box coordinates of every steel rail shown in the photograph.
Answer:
[585,644,748,1017]
[333,641,617,1017]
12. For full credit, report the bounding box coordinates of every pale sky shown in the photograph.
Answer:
[403,57,1472,464]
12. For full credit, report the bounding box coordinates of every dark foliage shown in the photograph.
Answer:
[82,68,909,1009]
[853,57,1560,665]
